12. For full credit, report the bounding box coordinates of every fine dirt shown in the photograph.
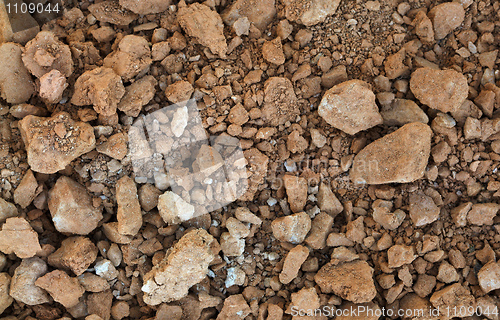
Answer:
[0,0,500,319]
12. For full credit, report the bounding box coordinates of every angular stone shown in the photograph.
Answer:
[88,1,138,25]
[103,35,152,81]
[478,261,500,293]
[372,200,406,230]
[305,212,334,249]
[262,77,299,126]
[409,192,440,227]
[96,132,128,160]
[279,245,309,284]
[119,0,171,14]
[351,122,432,184]
[283,175,307,213]
[318,80,383,135]
[317,182,343,217]
[10,257,50,305]
[0,273,12,314]
[165,81,193,104]
[116,176,142,236]
[35,270,85,308]
[18,112,96,174]
[13,169,38,208]
[428,2,465,40]
[48,236,98,276]
[0,43,34,104]
[380,98,429,126]
[430,283,475,318]
[220,232,245,257]
[388,244,416,268]
[284,0,341,26]
[221,0,276,31]
[262,37,285,65]
[411,11,434,44]
[467,203,500,226]
[48,176,103,235]
[271,212,311,244]
[314,260,376,303]
[0,198,17,224]
[0,217,41,258]
[410,67,468,113]
[141,229,218,305]
[157,191,195,225]
[39,69,68,104]
[216,294,251,320]
[117,75,157,117]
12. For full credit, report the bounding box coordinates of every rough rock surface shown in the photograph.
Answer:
[13,169,38,208]
[410,67,469,113]
[314,260,376,303]
[409,192,440,227]
[96,132,128,160]
[477,261,500,293]
[317,182,343,217]
[284,0,342,26]
[216,294,251,320]
[177,3,227,58]
[35,270,85,308]
[117,75,157,117]
[0,198,17,223]
[119,0,171,14]
[428,2,465,40]
[48,236,98,276]
[387,244,417,268]
[157,191,195,225]
[380,99,429,126]
[262,77,299,126]
[88,1,138,25]
[279,245,309,284]
[221,0,276,31]
[18,112,95,174]
[283,175,307,213]
[141,229,219,305]
[10,257,51,305]
[429,283,476,318]
[0,217,41,258]
[39,69,68,104]
[0,43,35,104]
[103,35,152,81]
[0,273,13,313]
[467,203,500,226]
[116,176,142,236]
[271,212,311,244]
[71,67,126,116]
[351,122,432,184]
[48,176,103,235]
[318,80,383,135]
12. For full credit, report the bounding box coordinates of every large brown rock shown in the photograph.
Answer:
[428,2,465,40]
[350,123,432,184]
[430,283,475,318]
[35,270,85,308]
[271,212,311,244]
[410,67,468,113]
[409,192,440,227]
[0,43,35,104]
[48,176,103,235]
[262,77,299,126]
[18,112,96,174]
[0,217,41,258]
[221,0,276,31]
[103,35,152,81]
[314,260,376,303]
[48,236,98,276]
[318,80,383,135]
[10,257,51,305]
[284,0,341,26]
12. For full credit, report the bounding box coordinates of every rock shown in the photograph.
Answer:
[346,216,366,244]
[226,217,250,238]
[463,117,481,140]
[157,191,195,225]
[232,17,250,36]
[317,182,343,216]
[388,244,416,268]
[103,223,133,244]
[96,132,128,160]
[430,283,475,318]
[221,0,276,31]
[95,259,118,280]
[71,67,125,116]
[0,273,12,313]
[283,175,307,213]
[478,261,500,293]
[22,31,73,78]
[305,212,334,249]
[0,198,17,223]
[271,212,311,244]
[350,122,432,184]
[467,203,500,226]
[111,301,129,320]
[284,0,341,26]
[413,274,436,298]
[241,148,269,201]
[428,2,465,40]
[165,80,194,104]
[10,257,51,305]
[288,287,320,315]
[235,207,262,226]
[35,270,85,308]
[225,266,246,288]
[0,217,41,258]
[48,236,98,276]
[0,0,39,44]
[411,11,435,44]
[119,0,171,14]
[314,260,376,303]
[410,67,468,113]
[117,75,157,117]
[78,273,110,292]
[48,176,103,235]
[38,69,68,104]
[138,184,161,212]
[88,1,138,25]
[318,80,383,135]
[409,192,440,227]
[262,37,285,65]
[116,176,142,236]
[171,106,189,137]
[279,245,309,284]
[372,200,406,230]
[262,77,299,126]
[0,43,35,104]
[18,112,95,174]
[380,98,429,126]
[103,35,152,81]
[437,261,460,283]
[177,3,227,58]
[287,130,308,153]
[336,301,381,320]
[216,294,251,320]
[385,49,409,79]
[141,229,218,305]
[327,233,355,247]
[13,169,38,208]
[87,290,113,320]
[220,232,245,257]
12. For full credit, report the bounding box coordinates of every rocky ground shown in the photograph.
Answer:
[0,0,500,319]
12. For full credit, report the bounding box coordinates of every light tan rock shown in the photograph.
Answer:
[388,244,417,268]
[88,1,138,25]
[262,77,299,126]
[13,169,38,208]
[103,35,152,81]
[380,98,429,126]
[0,198,17,224]
[119,0,171,14]
[288,287,320,315]
[279,245,309,284]
[216,294,251,320]
[430,283,475,317]
[262,37,285,65]
[116,176,142,236]
[78,273,110,292]
[96,132,128,160]
[157,191,195,225]
[0,217,41,258]
[319,80,382,135]
[351,122,432,184]
[141,229,219,305]
[305,212,334,249]
[317,182,343,217]
[48,236,98,276]
[18,112,96,174]
[283,175,307,213]
[478,261,500,293]
[467,203,500,226]
[411,11,435,44]
[220,232,245,257]
[165,80,194,104]
[35,270,85,308]
[221,0,276,31]
[284,0,341,26]
[428,2,465,40]
[271,212,311,244]
[0,273,12,313]
[409,192,440,227]
[372,200,406,230]
[10,257,50,305]
[117,75,157,117]
[39,69,68,104]
[0,43,35,104]
[48,176,103,235]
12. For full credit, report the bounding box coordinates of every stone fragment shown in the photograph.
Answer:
[119,0,171,14]
[216,294,251,320]
[0,273,12,313]
[287,130,308,154]
[10,257,50,305]
[13,169,38,208]
[450,202,471,228]
[346,216,366,244]
[279,245,309,284]
[314,260,376,303]
[232,17,250,36]
[283,175,307,213]
[428,2,465,40]
[372,200,406,230]
[351,122,432,184]
[116,176,142,236]
[411,11,435,44]
[241,148,269,201]
[306,212,334,249]
[409,192,440,227]
[410,67,468,113]
[477,261,500,293]
[0,198,17,223]
[327,233,355,247]
[35,270,85,308]
[0,43,35,104]
[157,191,195,225]
[220,232,245,257]
[48,176,103,235]
[226,217,250,238]
[380,98,429,126]
[96,132,128,160]
[225,266,246,288]
[437,261,460,283]
[0,217,41,258]
[39,69,68,104]
[467,203,500,226]
[463,117,481,140]
[78,273,110,292]
[288,287,320,315]
[385,49,408,79]
[142,229,218,305]
[317,182,343,216]
[103,35,152,81]
[262,77,299,126]
[71,67,125,116]
[48,236,98,276]
[235,207,262,226]
[262,37,285,65]
[178,3,227,58]
[87,290,113,320]
[0,0,39,44]
[138,184,161,212]
[285,0,341,26]
[117,75,157,117]
[95,259,118,280]
[88,1,138,25]
[430,283,475,317]
[171,106,189,137]
[221,0,276,31]
[319,80,382,135]
[388,245,416,268]
[165,80,194,104]
[413,274,436,297]
[22,31,73,78]
[111,301,129,320]
[271,212,311,244]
